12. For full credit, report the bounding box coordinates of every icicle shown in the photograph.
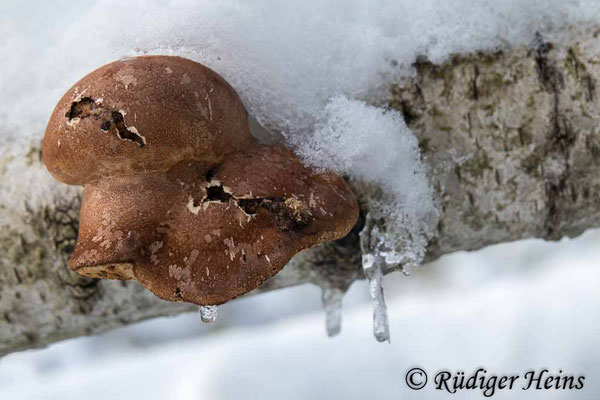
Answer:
[322,287,344,337]
[360,212,391,342]
[363,254,390,342]
[199,305,218,323]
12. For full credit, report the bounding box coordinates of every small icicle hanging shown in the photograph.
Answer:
[362,253,390,342]
[321,287,345,337]
[360,213,391,342]
[199,305,218,323]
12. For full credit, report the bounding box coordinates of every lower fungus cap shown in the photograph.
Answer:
[68,145,358,305]
[44,56,359,306]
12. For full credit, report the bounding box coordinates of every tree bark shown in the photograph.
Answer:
[2,24,600,355]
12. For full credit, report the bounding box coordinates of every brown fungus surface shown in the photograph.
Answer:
[42,56,359,306]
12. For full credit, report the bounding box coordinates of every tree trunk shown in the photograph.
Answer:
[2,24,599,355]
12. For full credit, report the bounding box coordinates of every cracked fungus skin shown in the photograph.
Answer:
[42,56,358,306]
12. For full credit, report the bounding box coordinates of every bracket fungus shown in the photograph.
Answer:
[43,56,358,308]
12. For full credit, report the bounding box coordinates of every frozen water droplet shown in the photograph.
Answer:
[364,256,390,342]
[322,287,344,337]
[199,305,218,323]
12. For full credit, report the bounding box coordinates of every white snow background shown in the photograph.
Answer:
[1,1,600,398]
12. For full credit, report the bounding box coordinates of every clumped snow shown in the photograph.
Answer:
[1,0,599,339]
[297,96,436,269]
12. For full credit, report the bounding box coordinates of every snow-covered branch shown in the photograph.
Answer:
[2,24,600,354]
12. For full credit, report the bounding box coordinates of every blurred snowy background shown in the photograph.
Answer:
[1,230,599,399]
[2,0,600,398]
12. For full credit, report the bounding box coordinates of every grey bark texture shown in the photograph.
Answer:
[2,24,600,355]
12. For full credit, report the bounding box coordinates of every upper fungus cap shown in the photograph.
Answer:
[43,56,253,185]
[43,56,359,306]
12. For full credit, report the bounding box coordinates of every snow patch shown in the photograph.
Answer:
[297,96,437,269]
